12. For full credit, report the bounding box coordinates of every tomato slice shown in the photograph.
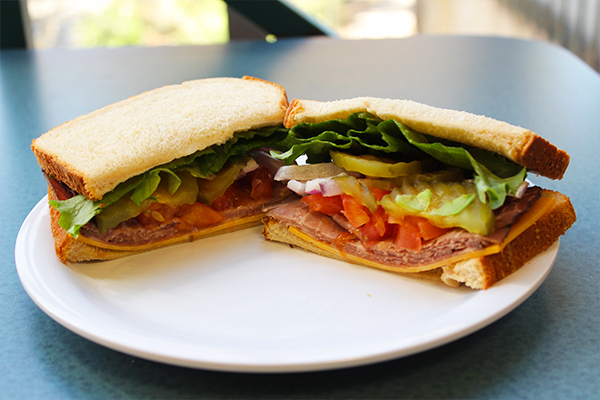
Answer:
[341,194,371,228]
[416,216,451,240]
[369,187,391,201]
[302,193,344,215]
[136,202,178,228]
[302,184,447,251]
[250,167,273,201]
[394,216,422,252]
[211,187,236,211]
[361,206,390,243]
[212,182,254,211]
[176,202,225,228]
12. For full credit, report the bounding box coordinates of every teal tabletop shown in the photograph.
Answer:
[1,36,599,399]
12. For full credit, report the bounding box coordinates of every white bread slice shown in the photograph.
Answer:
[262,190,576,289]
[284,98,569,180]
[32,76,288,201]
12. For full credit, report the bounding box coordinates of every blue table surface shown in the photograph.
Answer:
[1,35,599,399]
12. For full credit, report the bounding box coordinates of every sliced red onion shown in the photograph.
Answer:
[305,179,323,195]
[254,149,285,174]
[287,180,307,196]
[318,178,343,197]
[301,177,344,197]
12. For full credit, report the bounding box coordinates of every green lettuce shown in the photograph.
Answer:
[274,112,526,210]
[274,112,424,164]
[49,196,104,238]
[397,126,526,210]
[50,125,288,238]
[394,189,432,213]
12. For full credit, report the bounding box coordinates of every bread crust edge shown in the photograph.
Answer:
[242,75,290,115]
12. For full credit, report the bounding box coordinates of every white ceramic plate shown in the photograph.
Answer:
[16,197,558,373]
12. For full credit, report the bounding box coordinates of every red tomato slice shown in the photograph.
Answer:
[369,187,391,201]
[176,202,225,228]
[211,187,236,211]
[341,194,371,228]
[395,216,422,252]
[136,203,177,227]
[211,181,255,211]
[250,167,273,200]
[416,217,450,240]
[361,206,390,243]
[301,194,344,215]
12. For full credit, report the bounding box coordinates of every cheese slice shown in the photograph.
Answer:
[77,214,265,251]
[288,197,556,273]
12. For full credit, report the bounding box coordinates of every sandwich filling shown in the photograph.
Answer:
[47,125,292,249]
[265,186,547,272]
[265,112,547,270]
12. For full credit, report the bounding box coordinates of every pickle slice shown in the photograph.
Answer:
[96,195,153,233]
[380,181,494,235]
[153,170,198,207]
[333,175,378,213]
[95,170,199,233]
[197,157,249,205]
[330,150,422,178]
[359,168,465,192]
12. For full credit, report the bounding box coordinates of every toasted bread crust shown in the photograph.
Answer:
[33,77,288,201]
[441,190,576,288]
[520,134,570,180]
[261,189,576,289]
[283,98,569,180]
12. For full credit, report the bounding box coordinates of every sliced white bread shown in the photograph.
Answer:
[32,76,288,201]
[284,98,569,180]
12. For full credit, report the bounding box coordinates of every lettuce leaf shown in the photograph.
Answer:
[399,127,526,209]
[50,125,288,238]
[129,168,181,206]
[394,189,432,213]
[274,112,424,164]
[49,196,103,238]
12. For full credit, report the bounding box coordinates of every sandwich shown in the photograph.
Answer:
[261,97,576,289]
[31,76,292,263]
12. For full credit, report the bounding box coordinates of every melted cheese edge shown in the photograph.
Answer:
[76,214,265,251]
[288,197,556,273]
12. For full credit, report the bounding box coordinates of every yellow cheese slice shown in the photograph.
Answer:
[288,197,556,273]
[77,214,265,251]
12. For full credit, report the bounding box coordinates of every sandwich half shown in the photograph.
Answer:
[32,76,292,263]
[261,97,576,289]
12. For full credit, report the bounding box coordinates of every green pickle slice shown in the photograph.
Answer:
[333,175,378,213]
[95,170,199,233]
[152,170,199,207]
[196,157,249,205]
[380,181,494,236]
[330,150,422,178]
